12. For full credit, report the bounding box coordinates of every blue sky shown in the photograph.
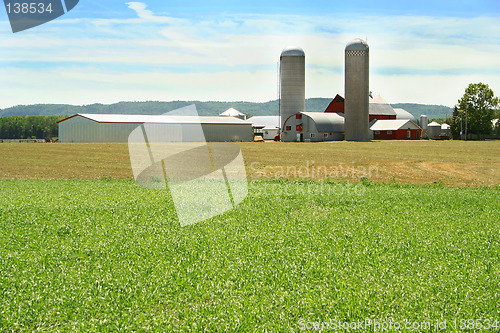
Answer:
[69,0,500,18]
[1,0,499,108]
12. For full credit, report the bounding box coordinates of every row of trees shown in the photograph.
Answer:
[0,115,66,140]
[449,83,500,139]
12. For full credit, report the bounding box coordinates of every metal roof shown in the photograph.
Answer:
[281,46,305,57]
[247,116,281,130]
[393,108,417,122]
[219,107,245,117]
[428,121,441,127]
[370,104,396,116]
[59,114,251,125]
[302,112,344,132]
[441,123,450,130]
[369,95,397,116]
[370,119,420,131]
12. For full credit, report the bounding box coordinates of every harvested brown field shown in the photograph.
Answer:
[0,140,498,186]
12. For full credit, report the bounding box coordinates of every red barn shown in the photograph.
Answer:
[324,94,345,113]
[370,119,421,140]
[324,94,397,122]
[368,95,397,122]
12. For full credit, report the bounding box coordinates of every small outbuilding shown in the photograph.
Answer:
[370,119,421,140]
[427,121,442,139]
[440,123,451,139]
[247,116,280,140]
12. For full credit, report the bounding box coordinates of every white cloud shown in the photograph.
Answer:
[1,2,499,108]
[0,67,278,107]
[125,2,174,23]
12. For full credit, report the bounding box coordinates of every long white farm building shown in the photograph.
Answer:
[58,114,253,143]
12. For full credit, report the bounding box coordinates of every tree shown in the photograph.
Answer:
[449,107,461,139]
[454,83,499,139]
[0,115,66,140]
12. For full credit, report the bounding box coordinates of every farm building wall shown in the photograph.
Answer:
[373,128,421,140]
[59,116,139,143]
[59,115,253,143]
[201,123,252,142]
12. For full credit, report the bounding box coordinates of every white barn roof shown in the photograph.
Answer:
[393,108,417,122]
[219,108,245,117]
[247,116,281,130]
[59,114,250,125]
[370,119,420,131]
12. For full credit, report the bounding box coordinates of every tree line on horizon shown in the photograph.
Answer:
[0,115,65,140]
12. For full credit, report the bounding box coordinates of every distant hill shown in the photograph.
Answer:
[0,99,452,120]
[391,103,453,121]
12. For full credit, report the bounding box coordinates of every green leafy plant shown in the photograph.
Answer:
[0,179,498,331]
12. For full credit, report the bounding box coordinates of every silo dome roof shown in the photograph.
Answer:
[345,38,369,51]
[281,46,305,56]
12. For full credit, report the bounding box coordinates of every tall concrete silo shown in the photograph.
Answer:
[344,39,370,142]
[280,46,305,142]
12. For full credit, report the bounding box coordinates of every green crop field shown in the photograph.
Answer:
[1,179,499,331]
